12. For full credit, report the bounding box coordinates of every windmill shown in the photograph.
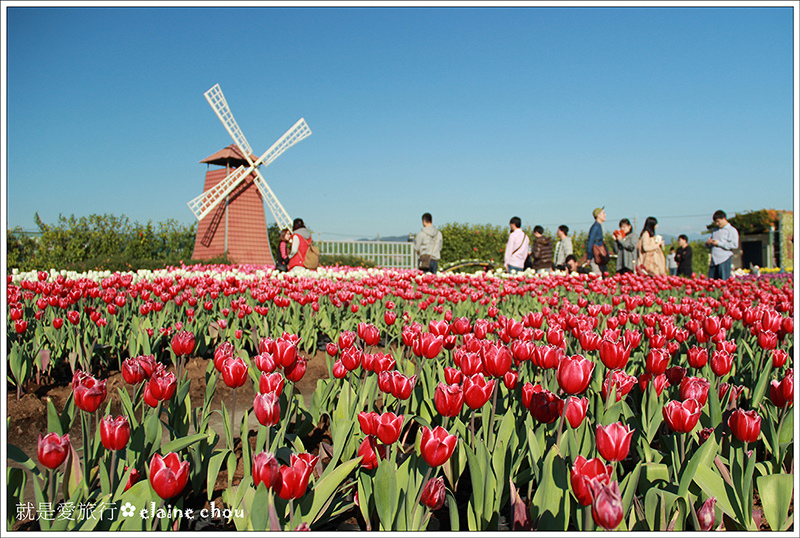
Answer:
[188,83,311,264]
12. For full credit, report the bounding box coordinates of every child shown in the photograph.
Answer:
[276,229,292,272]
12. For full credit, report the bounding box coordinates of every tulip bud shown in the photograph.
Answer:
[420,477,446,511]
[100,415,131,451]
[149,452,190,500]
[697,497,717,531]
[728,408,761,444]
[37,433,70,469]
[589,479,624,530]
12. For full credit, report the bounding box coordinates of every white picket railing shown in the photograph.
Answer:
[317,240,417,269]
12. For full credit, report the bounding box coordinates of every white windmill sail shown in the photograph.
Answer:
[187,84,311,225]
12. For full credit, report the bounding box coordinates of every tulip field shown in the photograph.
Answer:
[5,265,796,531]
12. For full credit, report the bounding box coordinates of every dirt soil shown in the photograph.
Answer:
[6,349,339,531]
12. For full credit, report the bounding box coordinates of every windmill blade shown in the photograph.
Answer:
[187,164,252,221]
[253,171,293,231]
[204,84,254,161]
[250,118,311,170]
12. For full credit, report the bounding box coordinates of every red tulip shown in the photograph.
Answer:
[528,388,564,424]
[148,365,177,401]
[557,354,595,395]
[595,422,634,462]
[252,451,280,489]
[662,399,702,433]
[325,342,339,356]
[341,346,363,371]
[149,452,190,499]
[259,372,284,395]
[384,311,397,325]
[37,433,70,469]
[254,352,277,373]
[375,412,404,445]
[589,479,624,530]
[679,376,710,407]
[221,356,249,389]
[686,346,708,369]
[761,310,782,332]
[546,327,565,348]
[358,412,379,437]
[170,330,195,356]
[214,342,235,372]
[601,370,637,402]
[67,311,80,325]
[697,497,717,531]
[72,371,107,413]
[419,426,458,467]
[703,316,721,336]
[537,344,564,370]
[332,359,347,378]
[728,409,761,443]
[665,365,687,387]
[503,369,519,390]
[357,436,386,470]
[122,357,146,385]
[358,322,381,346]
[52,317,64,329]
[138,354,156,378]
[772,349,788,368]
[757,330,778,350]
[100,415,131,451]
[14,319,28,334]
[769,374,793,408]
[143,381,160,408]
[564,396,589,428]
[645,348,670,375]
[275,457,314,500]
[482,343,513,377]
[710,350,733,377]
[254,392,281,426]
[338,331,356,349]
[463,373,496,409]
[598,338,631,370]
[570,455,612,506]
[285,357,307,382]
[420,477,446,511]
[434,383,464,417]
[273,338,298,368]
[415,332,444,359]
[124,466,141,491]
[443,366,463,385]
[638,373,669,397]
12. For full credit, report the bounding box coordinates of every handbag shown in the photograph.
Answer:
[592,243,610,265]
[418,254,432,270]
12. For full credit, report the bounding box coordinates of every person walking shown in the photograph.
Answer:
[705,210,739,280]
[288,218,314,272]
[675,234,693,277]
[531,225,554,274]
[612,218,637,275]
[504,216,530,274]
[553,225,573,271]
[587,207,609,275]
[413,212,443,274]
[636,216,667,276]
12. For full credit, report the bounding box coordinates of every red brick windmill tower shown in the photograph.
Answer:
[188,84,311,264]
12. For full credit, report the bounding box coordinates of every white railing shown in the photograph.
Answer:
[317,240,417,269]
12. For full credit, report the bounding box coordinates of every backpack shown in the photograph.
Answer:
[304,242,320,270]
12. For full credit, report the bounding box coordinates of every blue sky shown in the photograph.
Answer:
[4,3,798,242]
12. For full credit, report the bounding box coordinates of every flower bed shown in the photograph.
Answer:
[5,265,795,531]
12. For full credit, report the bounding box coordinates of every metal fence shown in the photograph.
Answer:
[317,240,417,269]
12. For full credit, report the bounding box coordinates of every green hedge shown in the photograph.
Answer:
[7,213,197,272]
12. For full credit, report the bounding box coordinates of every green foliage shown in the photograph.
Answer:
[438,222,509,264]
[728,209,784,235]
[8,213,197,271]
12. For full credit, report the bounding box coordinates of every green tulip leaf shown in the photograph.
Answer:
[374,458,398,530]
[301,456,361,526]
[756,473,794,531]
[677,436,717,497]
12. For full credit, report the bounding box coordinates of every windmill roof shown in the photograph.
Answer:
[200,144,257,167]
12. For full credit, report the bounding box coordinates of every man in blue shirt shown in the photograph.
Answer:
[705,210,739,280]
[587,207,607,275]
